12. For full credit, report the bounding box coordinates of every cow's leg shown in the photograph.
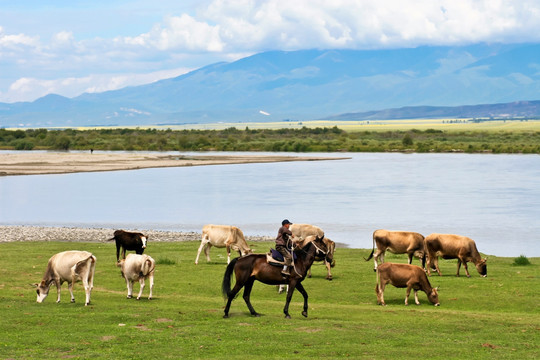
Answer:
[325,260,332,280]
[461,259,471,277]
[121,247,126,260]
[126,279,133,299]
[226,245,231,264]
[116,243,121,262]
[242,278,259,317]
[68,281,75,303]
[433,256,442,276]
[376,283,386,306]
[295,282,309,317]
[136,278,145,300]
[195,238,208,264]
[414,290,420,305]
[456,259,462,277]
[147,273,154,300]
[407,253,413,264]
[405,286,411,305]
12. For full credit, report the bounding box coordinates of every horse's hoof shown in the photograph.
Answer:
[302,311,308,317]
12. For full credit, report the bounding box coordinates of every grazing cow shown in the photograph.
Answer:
[290,223,324,240]
[117,254,155,300]
[365,230,426,271]
[425,233,487,277]
[108,230,148,261]
[376,262,440,306]
[35,250,96,306]
[195,224,252,264]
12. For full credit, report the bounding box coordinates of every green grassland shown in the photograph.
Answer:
[0,241,538,359]
[1,119,540,153]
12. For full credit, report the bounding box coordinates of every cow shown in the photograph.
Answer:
[425,233,487,277]
[195,224,252,264]
[35,250,96,306]
[117,254,155,300]
[290,223,324,240]
[108,230,148,261]
[289,224,335,279]
[375,262,440,306]
[365,230,426,271]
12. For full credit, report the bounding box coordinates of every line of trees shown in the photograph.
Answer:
[0,127,539,154]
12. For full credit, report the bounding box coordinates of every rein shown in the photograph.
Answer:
[291,240,328,277]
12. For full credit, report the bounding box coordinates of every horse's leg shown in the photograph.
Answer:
[223,280,245,318]
[283,279,298,319]
[242,278,260,317]
[295,282,309,317]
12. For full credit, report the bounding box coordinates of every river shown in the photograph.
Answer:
[1,152,539,257]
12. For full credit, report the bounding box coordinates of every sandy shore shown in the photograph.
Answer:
[0,225,273,243]
[0,152,348,176]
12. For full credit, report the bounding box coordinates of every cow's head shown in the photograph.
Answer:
[141,235,148,249]
[428,287,440,306]
[35,280,51,303]
[241,247,253,256]
[476,258,487,277]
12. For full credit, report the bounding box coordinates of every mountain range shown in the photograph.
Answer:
[1,43,540,127]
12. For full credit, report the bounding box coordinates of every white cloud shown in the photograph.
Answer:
[2,0,540,103]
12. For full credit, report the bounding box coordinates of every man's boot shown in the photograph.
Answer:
[281,265,290,276]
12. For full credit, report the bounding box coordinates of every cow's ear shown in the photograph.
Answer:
[30,283,39,288]
[435,286,440,291]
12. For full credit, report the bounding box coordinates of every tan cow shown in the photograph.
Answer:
[195,224,252,264]
[376,262,440,306]
[35,250,96,306]
[290,223,324,240]
[365,230,426,271]
[425,233,487,277]
[117,254,155,300]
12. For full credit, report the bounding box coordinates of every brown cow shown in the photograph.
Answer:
[376,262,440,306]
[425,233,487,277]
[195,224,252,264]
[365,230,426,271]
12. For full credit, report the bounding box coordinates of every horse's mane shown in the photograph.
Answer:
[294,240,314,259]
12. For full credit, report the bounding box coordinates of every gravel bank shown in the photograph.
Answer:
[0,226,273,244]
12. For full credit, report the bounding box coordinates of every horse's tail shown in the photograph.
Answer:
[364,235,376,261]
[222,257,239,299]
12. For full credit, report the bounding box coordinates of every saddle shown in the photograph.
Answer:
[266,248,296,267]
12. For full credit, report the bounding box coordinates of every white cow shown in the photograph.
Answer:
[195,224,252,264]
[117,254,155,300]
[290,223,324,240]
[35,250,96,306]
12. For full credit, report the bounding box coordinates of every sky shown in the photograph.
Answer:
[1,0,540,103]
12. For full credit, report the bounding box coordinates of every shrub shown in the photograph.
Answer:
[512,255,531,266]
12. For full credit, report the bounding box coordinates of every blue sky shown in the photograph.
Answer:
[1,0,540,103]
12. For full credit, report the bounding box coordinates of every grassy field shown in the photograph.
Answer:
[0,240,538,359]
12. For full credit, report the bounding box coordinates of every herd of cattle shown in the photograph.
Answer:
[33,223,487,310]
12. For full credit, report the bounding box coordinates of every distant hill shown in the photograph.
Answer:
[324,100,540,121]
[1,43,540,127]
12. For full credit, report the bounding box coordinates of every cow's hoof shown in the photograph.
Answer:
[148,297,152,300]
[285,315,291,319]
[126,295,132,299]
[302,311,308,317]
[326,276,333,281]
[71,299,75,303]
[373,269,377,272]
[252,313,260,317]
[223,314,229,319]
[85,302,90,306]
[136,297,141,300]
[434,303,440,306]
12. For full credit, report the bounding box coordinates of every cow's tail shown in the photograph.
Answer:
[74,255,96,277]
[222,257,239,299]
[141,256,155,277]
[106,237,115,241]
[364,236,376,261]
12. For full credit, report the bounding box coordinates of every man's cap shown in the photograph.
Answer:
[282,219,293,225]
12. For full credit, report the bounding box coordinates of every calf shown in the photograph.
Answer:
[35,250,96,306]
[376,262,439,306]
[425,233,487,277]
[365,230,426,271]
[108,229,148,261]
[117,254,155,300]
[195,224,252,264]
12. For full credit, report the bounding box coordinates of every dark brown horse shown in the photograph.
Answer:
[222,235,331,319]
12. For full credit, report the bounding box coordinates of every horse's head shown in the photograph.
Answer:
[311,235,332,263]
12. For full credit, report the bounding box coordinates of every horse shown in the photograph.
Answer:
[222,235,331,319]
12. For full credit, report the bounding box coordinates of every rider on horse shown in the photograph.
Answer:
[276,219,294,276]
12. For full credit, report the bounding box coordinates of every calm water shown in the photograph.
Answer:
[1,151,539,257]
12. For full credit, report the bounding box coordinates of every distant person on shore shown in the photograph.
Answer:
[276,219,293,276]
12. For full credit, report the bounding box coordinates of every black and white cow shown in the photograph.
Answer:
[108,230,148,261]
